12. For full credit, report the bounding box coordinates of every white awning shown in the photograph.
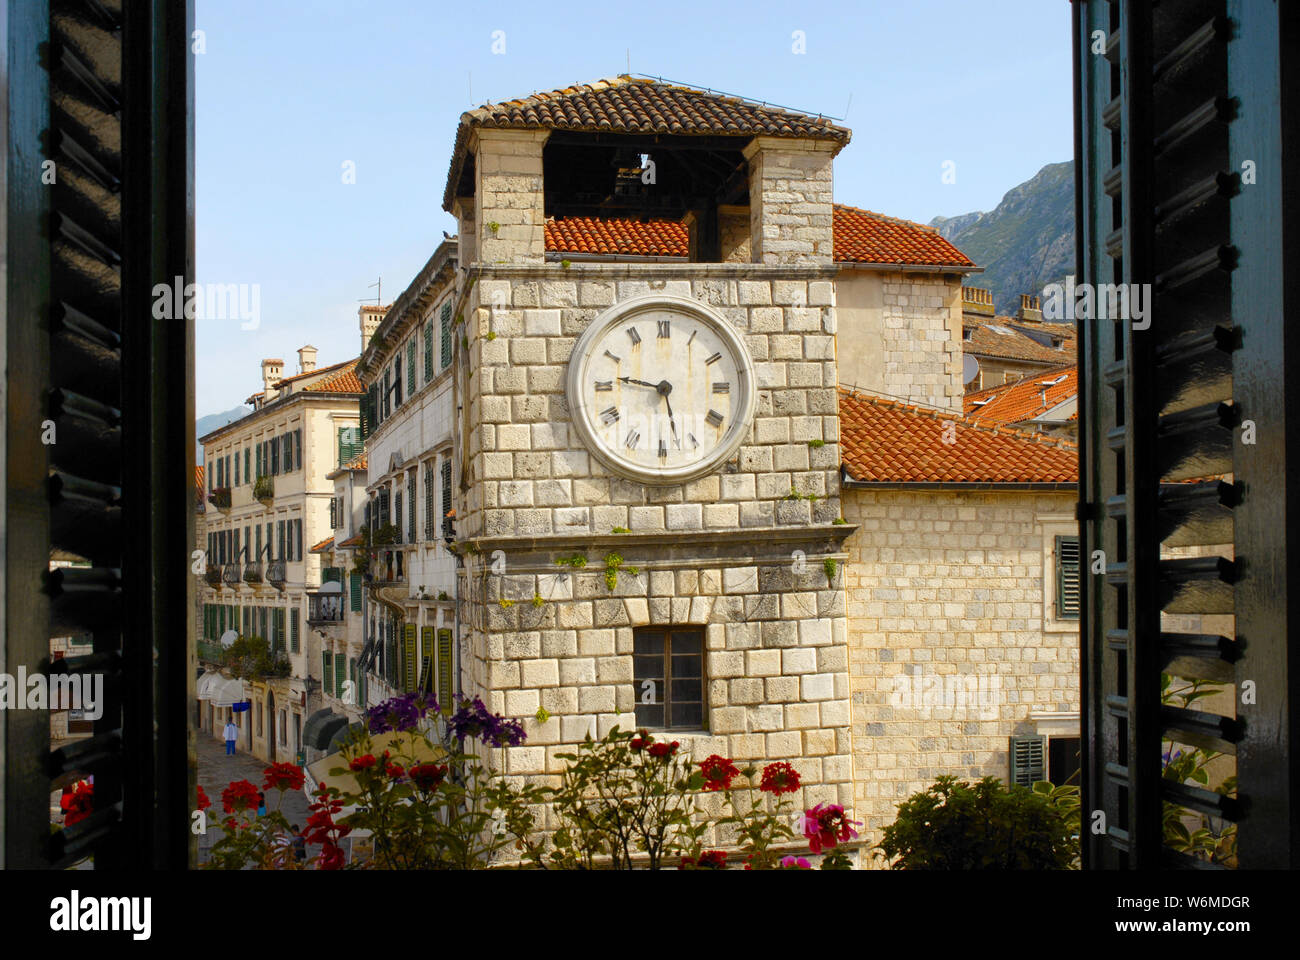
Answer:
[199,674,249,707]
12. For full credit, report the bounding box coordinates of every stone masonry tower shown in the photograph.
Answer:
[442,78,858,837]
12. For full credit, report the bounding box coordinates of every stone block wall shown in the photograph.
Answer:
[458,263,845,542]
[840,487,1079,860]
[473,129,548,264]
[744,137,835,265]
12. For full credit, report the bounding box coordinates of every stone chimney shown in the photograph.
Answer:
[260,358,284,402]
[962,286,995,318]
[359,305,386,353]
[1018,294,1043,322]
[298,344,318,374]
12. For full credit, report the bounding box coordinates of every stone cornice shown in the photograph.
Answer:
[465,261,841,281]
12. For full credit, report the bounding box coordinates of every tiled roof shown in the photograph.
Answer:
[542,204,975,266]
[964,365,1078,425]
[195,465,204,491]
[839,388,1078,484]
[964,319,1076,364]
[833,204,975,268]
[545,216,689,258]
[309,536,334,554]
[302,361,363,395]
[445,76,851,210]
[274,357,356,390]
[326,452,368,480]
[336,533,366,549]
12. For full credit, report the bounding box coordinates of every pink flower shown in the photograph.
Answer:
[802,802,860,854]
[779,856,812,869]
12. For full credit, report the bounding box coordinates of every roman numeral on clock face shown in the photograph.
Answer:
[601,407,620,425]
[658,439,667,459]
[627,327,641,345]
[594,380,613,391]
[688,433,699,448]
[706,409,724,428]
[705,352,722,365]
[604,349,621,363]
[625,430,640,449]
[687,330,696,346]
[657,320,670,339]
[713,382,729,394]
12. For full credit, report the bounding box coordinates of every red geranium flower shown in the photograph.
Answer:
[802,802,861,854]
[63,781,95,827]
[409,763,448,792]
[647,740,679,759]
[196,785,212,811]
[385,762,405,780]
[221,779,260,814]
[348,754,378,772]
[629,729,651,751]
[760,761,801,795]
[680,850,728,869]
[699,755,740,791]
[262,762,305,793]
[317,843,346,870]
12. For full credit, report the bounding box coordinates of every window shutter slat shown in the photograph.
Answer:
[1009,735,1046,787]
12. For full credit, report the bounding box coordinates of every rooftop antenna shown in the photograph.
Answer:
[626,48,630,74]
[358,277,381,306]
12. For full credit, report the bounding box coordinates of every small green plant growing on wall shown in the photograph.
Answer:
[561,259,572,269]
[823,557,837,583]
[808,439,825,448]
[485,331,497,341]
[832,517,848,525]
[531,592,545,608]
[487,221,499,233]
[603,552,624,591]
[555,554,587,568]
[498,598,515,609]
[437,591,449,601]
[611,526,630,534]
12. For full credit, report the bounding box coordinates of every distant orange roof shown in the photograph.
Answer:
[195,464,204,491]
[833,204,975,268]
[839,388,1077,484]
[337,533,366,549]
[309,536,334,554]
[274,357,356,390]
[303,362,363,395]
[326,452,368,480]
[964,319,1076,363]
[964,365,1078,425]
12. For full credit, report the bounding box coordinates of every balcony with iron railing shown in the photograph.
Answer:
[242,561,263,584]
[207,486,231,512]
[267,560,286,588]
[253,474,274,504]
[222,563,241,586]
[204,564,222,588]
[308,591,345,625]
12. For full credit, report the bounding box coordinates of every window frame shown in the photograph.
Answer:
[632,626,707,732]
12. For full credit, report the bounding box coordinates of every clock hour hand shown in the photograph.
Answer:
[618,377,660,389]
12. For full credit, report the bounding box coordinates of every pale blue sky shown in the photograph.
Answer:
[195,0,1073,416]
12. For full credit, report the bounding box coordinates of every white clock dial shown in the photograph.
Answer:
[567,295,757,484]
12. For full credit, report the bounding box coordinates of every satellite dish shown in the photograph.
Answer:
[219,629,238,648]
[962,355,980,385]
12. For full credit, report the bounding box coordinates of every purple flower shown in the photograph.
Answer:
[367,691,439,734]
[447,697,527,747]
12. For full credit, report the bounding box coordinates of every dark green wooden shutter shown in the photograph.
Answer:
[437,629,454,708]
[350,573,362,612]
[440,302,452,368]
[424,321,434,382]
[1010,736,1045,788]
[408,474,417,543]
[424,467,434,539]
[441,459,452,535]
[407,339,416,394]
[1056,535,1081,620]
[322,651,332,694]
[290,608,300,653]
[403,624,417,692]
[334,652,346,699]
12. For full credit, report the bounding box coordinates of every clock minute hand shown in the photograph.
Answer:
[618,377,660,389]
[663,394,679,445]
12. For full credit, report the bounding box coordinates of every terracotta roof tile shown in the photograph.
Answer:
[542,204,976,266]
[833,204,975,268]
[839,388,1078,484]
[274,357,357,390]
[964,319,1076,363]
[964,365,1078,425]
[445,76,850,210]
[302,361,363,395]
[309,536,334,554]
[195,465,204,491]
[545,216,689,257]
[337,533,365,549]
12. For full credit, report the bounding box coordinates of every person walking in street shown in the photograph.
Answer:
[223,719,238,755]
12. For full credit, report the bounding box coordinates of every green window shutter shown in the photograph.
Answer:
[350,573,362,612]
[408,474,417,543]
[322,650,332,694]
[290,607,300,652]
[335,652,346,698]
[423,467,434,539]
[407,339,416,394]
[440,459,452,536]
[1010,735,1046,787]
[440,303,452,369]
[403,623,417,693]
[1056,535,1081,620]
[424,321,433,382]
[436,629,453,708]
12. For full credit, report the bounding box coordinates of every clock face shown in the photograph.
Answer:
[567,295,757,484]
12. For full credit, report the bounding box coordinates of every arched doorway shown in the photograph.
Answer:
[266,691,276,763]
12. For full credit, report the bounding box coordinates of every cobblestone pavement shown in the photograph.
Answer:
[195,733,316,864]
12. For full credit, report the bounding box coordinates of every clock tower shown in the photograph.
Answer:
[444,78,857,823]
